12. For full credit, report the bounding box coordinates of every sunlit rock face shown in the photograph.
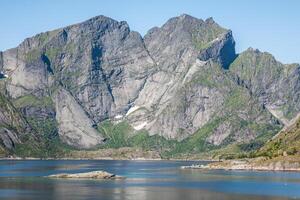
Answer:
[1,14,298,152]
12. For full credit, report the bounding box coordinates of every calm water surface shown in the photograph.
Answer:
[0,160,299,200]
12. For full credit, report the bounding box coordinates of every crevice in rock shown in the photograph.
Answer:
[41,54,53,74]
[0,51,3,70]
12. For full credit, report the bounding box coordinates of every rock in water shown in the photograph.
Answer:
[47,170,123,179]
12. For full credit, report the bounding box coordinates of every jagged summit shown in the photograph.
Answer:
[18,14,130,51]
[64,14,124,30]
[205,17,216,24]
[240,47,283,65]
[162,14,224,31]
[177,13,203,22]
[84,14,117,22]
[75,14,129,30]
[170,14,216,25]
[0,14,299,159]
[244,47,274,57]
[144,13,235,69]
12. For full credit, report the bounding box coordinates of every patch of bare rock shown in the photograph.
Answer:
[47,170,124,179]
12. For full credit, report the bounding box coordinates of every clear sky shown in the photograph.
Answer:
[1,0,299,63]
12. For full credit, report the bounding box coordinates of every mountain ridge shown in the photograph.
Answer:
[0,14,299,159]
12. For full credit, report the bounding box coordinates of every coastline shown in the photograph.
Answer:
[2,156,300,172]
[181,156,300,172]
[0,156,213,162]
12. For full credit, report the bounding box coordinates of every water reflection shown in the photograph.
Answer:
[0,160,299,200]
[0,179,291,200]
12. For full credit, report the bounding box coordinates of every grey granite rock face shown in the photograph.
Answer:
[0,93,35,151]
[67,16,155,122]
[206,121,231,145]
[2,47,50,98]
[54,87,104,149]
[0,128,20,150]
[0,51,3,70]
[143,14,235,69]
[198,30,236,69]
[128,15,239,139]
[230,48,300,125]
[1,15,156,148]
[0,14,296,152]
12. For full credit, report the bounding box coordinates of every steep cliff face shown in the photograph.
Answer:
[0,51,3,70]
[143,15,235,69]
[230,48,300,125]
[54,87,104,148]
[128,14,240,139]
[0,14,297,157]
[0,92,37,154]
[1,15,156,149]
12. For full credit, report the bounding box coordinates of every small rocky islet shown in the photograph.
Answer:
[47,170,124,179]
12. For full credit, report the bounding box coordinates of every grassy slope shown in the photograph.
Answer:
[254,117,300,159]
[229,49,299,121]
[191,19,227,51]
[0,91,40,157]
[206,118,300,170]
[0,90,73,158]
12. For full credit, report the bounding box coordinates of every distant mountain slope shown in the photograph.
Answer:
[255,115,300,158]
[0,88,37,156]
[0,14,299,158]
[229,48,300,125]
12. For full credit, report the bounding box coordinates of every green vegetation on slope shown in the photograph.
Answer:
[13,117,73,158]
[164,118,223,158]
[254,118,300,159]
[11,93,73,158]
[191,21,226,51]
[95,117,276,159]
[97,120,176,154]
[229,48,284,83]
[13,95,53,108]
[0,146,6,157]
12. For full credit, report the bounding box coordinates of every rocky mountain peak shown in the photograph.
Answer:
[0,51,3,70]
[161,14,222,33]
[1,14,299,158]
[144,14,236,69]
[77,15,129,31]
[239,47,280,66]
[205,17,216,24]
[85,14,117,23]
[177,13,203,22]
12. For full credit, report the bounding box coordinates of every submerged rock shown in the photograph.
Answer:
[47,170,123,179]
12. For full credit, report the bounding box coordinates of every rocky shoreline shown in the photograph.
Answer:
[0,156,210,162]
[181,157,300,172]
[0,156,162,161]
[2,156,300,172]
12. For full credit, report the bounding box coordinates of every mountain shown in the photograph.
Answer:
[0,92,34,156]
[208,116,300,170]
[230,48,300,126]
[0,14,299,158]
[255,115,300,159]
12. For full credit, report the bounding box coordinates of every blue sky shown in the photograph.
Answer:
[1,0,300,63]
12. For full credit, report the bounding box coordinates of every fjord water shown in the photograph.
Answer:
[0,160,299,200]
